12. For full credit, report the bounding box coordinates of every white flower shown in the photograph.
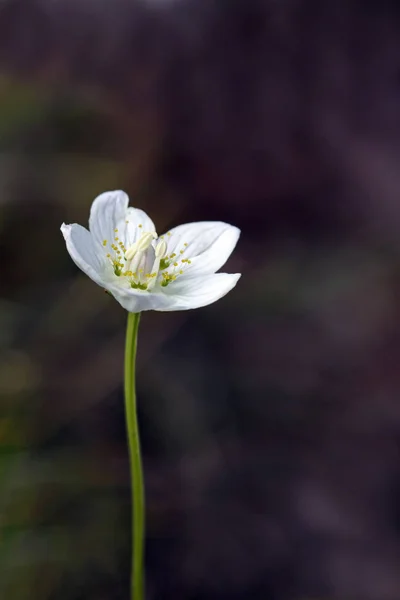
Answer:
[61,190,241,312]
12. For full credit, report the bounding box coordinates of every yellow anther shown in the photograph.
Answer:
[103,239,107,246]
[179,270,183,275]
[173,262,178,266]
[138,224,143,228]
[126,220,129,224]
[180,250,184,254]
[167,232,171,236]
[114,228,118,232]
[184,243,188,246]
[106,253,111,258]
[170,253,176,258]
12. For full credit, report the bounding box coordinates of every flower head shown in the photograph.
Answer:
[61,191,241,312]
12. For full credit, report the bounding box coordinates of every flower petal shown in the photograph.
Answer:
[164,222,240,276]
[88,190,129,247]
[107,285,172,313]
[61,223,106,288]
[106,273,240,312]
[115,206,156,248]
[157,273,241,311]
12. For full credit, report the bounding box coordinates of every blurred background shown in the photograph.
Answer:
[2,1,400,598]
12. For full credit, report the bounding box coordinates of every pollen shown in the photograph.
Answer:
[99,214,192,292]
[161,271,177,287]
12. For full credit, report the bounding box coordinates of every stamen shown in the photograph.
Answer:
[161,271,177,287]
[155,239,167,257]
[125,231,156,261]
[102,219,192,291]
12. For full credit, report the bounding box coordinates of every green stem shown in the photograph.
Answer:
[124,312,145,600]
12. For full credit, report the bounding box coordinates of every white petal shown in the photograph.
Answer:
[157,273,241,311]
[88,190,129,247]
[107,285,172,313]
[61,223,106,288]
[116,206,156,248]
[104,272,241,313]
[164,222,240,276]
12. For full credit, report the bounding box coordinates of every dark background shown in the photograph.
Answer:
[1,1,400,598]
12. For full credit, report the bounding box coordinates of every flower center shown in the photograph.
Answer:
[123,231,159,290]
[102,228,192,290]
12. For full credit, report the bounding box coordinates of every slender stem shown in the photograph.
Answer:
[124,312,145,600]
